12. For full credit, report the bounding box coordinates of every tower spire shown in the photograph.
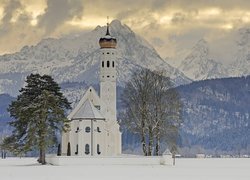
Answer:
[106,16,110,36]
[99,18,117,49]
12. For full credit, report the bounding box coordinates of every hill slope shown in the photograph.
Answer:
[177,76,250,154]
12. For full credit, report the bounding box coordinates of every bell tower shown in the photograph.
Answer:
[99,20,117,121]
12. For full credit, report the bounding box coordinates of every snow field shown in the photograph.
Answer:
[0,157,249,180]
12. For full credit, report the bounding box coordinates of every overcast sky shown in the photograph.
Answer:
[0,0,250,64]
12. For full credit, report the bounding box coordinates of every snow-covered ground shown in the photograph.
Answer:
[0,157,249,180]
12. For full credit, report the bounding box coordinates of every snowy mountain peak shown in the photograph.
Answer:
[191,39,209,59]
[238,28,250,46]
[0,20,190,96]
[173,28,250,80]
[94,25,102,31]
[178,39,227,81]
[229,28,250,76]
[110,19,123,28]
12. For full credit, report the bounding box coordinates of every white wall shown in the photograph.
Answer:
[46,154,173,166]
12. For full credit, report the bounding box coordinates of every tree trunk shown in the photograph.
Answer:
[148,127,153,156]
[142,139,147,156]
[155,134,160,156]
[41,148,46,165]
[37,147,46,165]
[38,133,46,165]
[141,128,147,156]
[38,149,42,163]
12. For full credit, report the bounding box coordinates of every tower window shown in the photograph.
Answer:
[107,52,110,54]
[102,61,104,67]
[97,127,101,133]
[85,127,90,133]
[75,127,79,133]
[107,75,110,78]
[85,144,90,155]
[112,53,114,55]
[112,61,114,67]
[107,61,110,67]
[97,144,101,155]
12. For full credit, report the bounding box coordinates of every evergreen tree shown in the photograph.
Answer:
[1,74,71,164]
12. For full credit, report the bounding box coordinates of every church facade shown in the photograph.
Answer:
[61,24,122,156]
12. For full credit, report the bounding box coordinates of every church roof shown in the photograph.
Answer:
[67,86,106,121]
[72,99,105,120]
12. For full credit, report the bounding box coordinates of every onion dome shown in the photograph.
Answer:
[99,23,117,49]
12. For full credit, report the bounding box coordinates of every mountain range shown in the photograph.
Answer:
[0,20,190,97]
[0,21,250,92]
[170,28,250,81]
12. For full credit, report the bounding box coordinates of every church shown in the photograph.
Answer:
[61,23,122,156]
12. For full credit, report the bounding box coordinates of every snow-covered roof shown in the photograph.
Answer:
[72,99,104,120]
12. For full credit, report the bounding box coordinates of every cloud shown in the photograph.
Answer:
[0,0,44,54]
[149,0,170,10]
[0,0,22,36]
[116,9,137,20]
[0,0,250,62]
[1,0,22,23]
[171,12,187,24]
[37,0,84,35]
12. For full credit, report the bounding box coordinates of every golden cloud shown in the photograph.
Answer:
[0,0,250,58]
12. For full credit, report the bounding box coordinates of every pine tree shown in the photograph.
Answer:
[1,73,71,164]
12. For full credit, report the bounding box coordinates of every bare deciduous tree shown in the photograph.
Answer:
[121,68,182,156]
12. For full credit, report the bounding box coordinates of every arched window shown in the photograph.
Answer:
[75,144,78,155]
[85,127,90,133]
[102,61,104,67]
[97,127,101,133]
[85,144,90,155]
[112,61,114,67]
[97,144,101,155]
[107,61,110,67]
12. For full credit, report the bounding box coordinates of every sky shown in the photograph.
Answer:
[0,0,250,64]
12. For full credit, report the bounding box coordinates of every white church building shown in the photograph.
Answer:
[61,23,122,156]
